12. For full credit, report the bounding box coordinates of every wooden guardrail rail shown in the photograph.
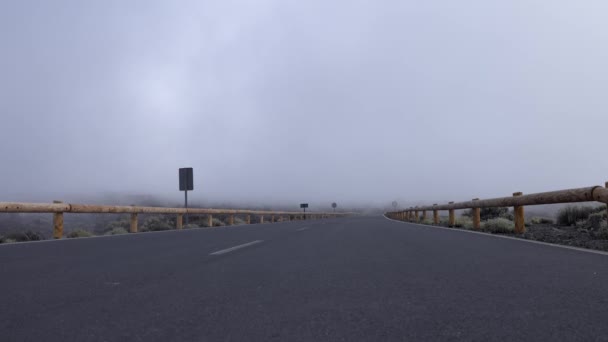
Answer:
[0,202,348,239]
[386,183,608,234]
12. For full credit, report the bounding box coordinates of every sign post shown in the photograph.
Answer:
[300,203,308,220]
[179,168,194,225]
[332,202,337,212]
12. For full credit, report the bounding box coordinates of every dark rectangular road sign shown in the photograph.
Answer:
[179,168,193,191]
[300,203,308,209]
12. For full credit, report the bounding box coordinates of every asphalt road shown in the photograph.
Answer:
[2,216,608,341]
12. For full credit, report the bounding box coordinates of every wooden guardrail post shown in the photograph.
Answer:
[176,214,183,229]
[52,200,64,239]
[260,215,264,224]
[448,202,455,227]
[422,210,427,222]
[513,192,525,234]
[605,182,608,212]
[415,209,419,222]
[472,199,480,230]
[130,205,138,233]
[271,215,275,223]
[208,215,213,227]
[228,215,234,225]
[433,204,439,224]
[247,215,251,224]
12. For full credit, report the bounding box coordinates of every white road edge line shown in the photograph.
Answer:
[383,214,608,257]
[296,227,309,231]
[209,240,264,256]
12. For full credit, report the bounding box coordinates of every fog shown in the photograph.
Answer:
[1,0,607,210]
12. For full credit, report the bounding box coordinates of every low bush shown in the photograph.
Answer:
[142,216,173,231]
[455,217,473,229]
[557,206,596,226]
[482,218,514,234]
[439,218,450,227]
[530,217,554,225]
[67,230,94,239]
[104,227,128,235]
[5,231,43,242]
[464,207,510,221]
[587,212,605,231]
[0,236,17,244]
[104,219,129,231]
[420,219,433,225]
[234,217,246,225]
[595,221,608,239]
[212,218,225,227]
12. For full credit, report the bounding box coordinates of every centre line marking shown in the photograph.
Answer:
[209,240,263,256]
[296,227,309,231]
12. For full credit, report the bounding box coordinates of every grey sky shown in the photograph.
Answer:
[1,0,607,208]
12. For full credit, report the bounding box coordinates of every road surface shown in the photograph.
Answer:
[2,216,608,341]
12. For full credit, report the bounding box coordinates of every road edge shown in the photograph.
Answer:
[0,219,323,248]
[383,214,608,257]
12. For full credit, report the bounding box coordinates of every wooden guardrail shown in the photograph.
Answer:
[386,183,608,234]
[0,202,348,239]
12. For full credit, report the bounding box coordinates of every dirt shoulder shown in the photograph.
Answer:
[517,224,608,252]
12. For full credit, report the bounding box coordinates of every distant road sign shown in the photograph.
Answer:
[179,168,193,191]
[300,203,309,209]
